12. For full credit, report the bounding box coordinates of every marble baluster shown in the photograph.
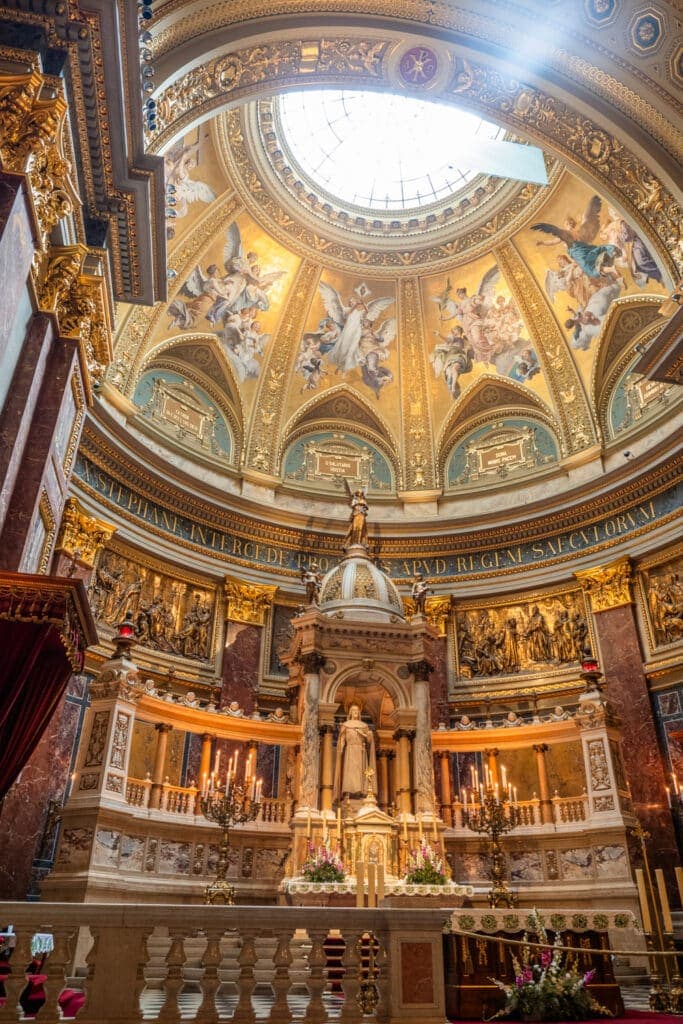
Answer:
[269,928,293,1023]
[196,928,223,1024]
[0,926,33,1021]
[303,928,328,1024]
[132,930,151,1024]
[232,929,258,1024]
[339,931,363,1023]
[373,929,390,1024]
[158,930,187,1023]
[42,924,75,1019]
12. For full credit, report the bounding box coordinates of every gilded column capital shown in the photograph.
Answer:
[403,594,450,633]
[575,556,634,612]
[224,575,277,625]
[55,497,116,569]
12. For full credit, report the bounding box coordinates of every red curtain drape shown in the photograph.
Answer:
[0,621,73,798]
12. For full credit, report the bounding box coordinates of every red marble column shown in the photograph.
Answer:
[0,326,79,570]
[594,603,679,870]
[221,620,263,714]
[427,634,449,728]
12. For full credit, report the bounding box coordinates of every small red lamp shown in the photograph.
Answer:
[114,611,136,657]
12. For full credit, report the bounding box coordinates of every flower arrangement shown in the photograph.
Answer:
[300,840,345,883]
[491,910,612,1021]
[405,841,447,885]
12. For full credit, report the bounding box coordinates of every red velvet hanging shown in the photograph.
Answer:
[0,621,74,799]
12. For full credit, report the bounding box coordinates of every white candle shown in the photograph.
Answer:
[462,789,468,811]
[501,765,507,789]
[214,751,220,774]
[470,765,475,787]
[656,869,673,933]
[666,786,672,807]
[513,786,518,805]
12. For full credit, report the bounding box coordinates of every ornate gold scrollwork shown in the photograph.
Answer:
[55,497,116,569]
[575,556,634,612]
[225,575,277,625]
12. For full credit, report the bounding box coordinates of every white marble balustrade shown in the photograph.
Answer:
[0,903,447,1024]
[124,778,293,825]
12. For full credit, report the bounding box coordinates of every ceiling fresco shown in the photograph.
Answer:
[112,92,671,501]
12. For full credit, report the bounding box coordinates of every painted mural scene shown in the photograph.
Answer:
[0,3,682,1024]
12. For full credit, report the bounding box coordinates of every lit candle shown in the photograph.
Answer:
[202,772,207,799]
[462,789,468,811]
[479,783,484,802]
[256,779,262,802]
[233,750,239,778]
[513,786,518,805]
[655,869,673,933]
[666,786,672,807]
[501,765,507,790]
[474,768,479,789]
[673,771,679,793]
[470,765,475,787]
[377,863,385,902]
[635,868,652,933]
[214,750,220,775]
[508,783,512,802]
[337,806,342,839]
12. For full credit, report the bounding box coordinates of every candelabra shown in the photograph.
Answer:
[465,786,517,908]
[200,752,262,905]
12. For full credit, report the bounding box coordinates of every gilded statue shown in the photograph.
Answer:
[301,561,323,606]
[648,570,683,644]
[410,572,432,616]
[333,704,376,801]
[344,489,369,550]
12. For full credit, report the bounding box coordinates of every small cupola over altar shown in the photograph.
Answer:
[281,491,470,905]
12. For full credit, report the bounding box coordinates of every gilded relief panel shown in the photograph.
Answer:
[284,271,400,436]
[455,589,590,679]
[164,211,300,419]
[513,175,667,389]
[420,253,553,441]
[89,545,217,663]
[639,552,683,649]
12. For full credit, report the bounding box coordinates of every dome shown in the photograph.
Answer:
[319,551,405,622]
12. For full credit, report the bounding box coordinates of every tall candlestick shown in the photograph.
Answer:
[356,861,365,908]
[377,863,385,902]
[655,869,673,933]
[675,867,683,908]
[418,816,423,842]
[367,863,376,908]
[636,868,652,933]
[402,816,408,841]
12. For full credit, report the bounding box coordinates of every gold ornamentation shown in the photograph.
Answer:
[494,242,597,454]
[398,279,434,489]
[402,594,450,634]
[225,575,277,625]
[639,551,683,648]
[55,497,115,569]
[575,556,633,612]
[245,259,320,474]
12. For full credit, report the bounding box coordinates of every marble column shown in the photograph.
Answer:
[199,734,213,794]
[576,557,680,870]
[377,750,390,811]
[394,730,414,815]
[440,752,453,825]
[485,747,500,789]
[149,723,173,810]
[533,743,553,824]
[319,725,335,812]
[299,653,324,809]
[412,661,437,815]
[386,751,396,813]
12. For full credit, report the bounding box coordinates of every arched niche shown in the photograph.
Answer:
[321,664,412,719]
[445,416,560,491]
[133,368,233,463]
[606,358,676,441]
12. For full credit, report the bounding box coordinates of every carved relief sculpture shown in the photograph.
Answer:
[576,557,633,613]
[456,591,589,677]
[225,576,277,626]
[109,712,130,770]
[641,555,683,646]
[90,547,216,661]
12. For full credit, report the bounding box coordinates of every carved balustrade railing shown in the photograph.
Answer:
[450,794,590,832]
[0,903,445,1023]
[124,778,293,824]
[552,793,589,824]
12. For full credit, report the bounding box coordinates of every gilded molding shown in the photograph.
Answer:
[225,575,278,625]
[398,278,434,490]
[55,497,116,569]
[403,595,452,635]
[495,241,598,455]
[575,555,634,612]
[244,259,320,475]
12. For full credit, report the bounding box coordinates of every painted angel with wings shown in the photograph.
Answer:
[531,195,623,283]
[164,138,216,220]
[178,221,286,327]
[318,282,396,376]
[432,265,501,363]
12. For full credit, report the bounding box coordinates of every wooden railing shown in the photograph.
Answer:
[0,903,447,1023]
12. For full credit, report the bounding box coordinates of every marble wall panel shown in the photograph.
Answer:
[547,741,586,797]
[119,834,146,873]
[428,635,448,728]
[158,840,191,875]
[0,688,84,898]
[128,720,185,785]
[509,849,544,882]
[93,829,121,869]
[456,852,491,882]
[560,847,593,880]
[222,621,262,713]
[595,844,628,878]
[499,747,537,800]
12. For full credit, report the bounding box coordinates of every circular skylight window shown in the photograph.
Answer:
[277,89,507,212]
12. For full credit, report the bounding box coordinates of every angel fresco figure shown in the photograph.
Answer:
[321,281,396,372]
[531,195,623,284]
[430,325,474,399]
[599,207,663,288]
[164,137,216,221]
[170,221,286,330]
